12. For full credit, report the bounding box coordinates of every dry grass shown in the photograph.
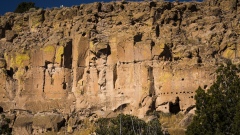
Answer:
[168,128,186,135]
[73,118,96,135]
[159,113,186,135]
[41,119,96,135]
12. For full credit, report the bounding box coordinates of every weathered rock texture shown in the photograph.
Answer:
[0,0,239,134]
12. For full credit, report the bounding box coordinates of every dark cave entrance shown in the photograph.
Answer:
[62,82,67,90]
[169,97,180,114]
[7,67,14,77]
[0,106,3,113]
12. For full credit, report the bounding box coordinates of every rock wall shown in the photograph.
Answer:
[0,0,239,134]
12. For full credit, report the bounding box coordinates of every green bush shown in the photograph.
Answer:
[96,114,163,135]
[186,62,240,135]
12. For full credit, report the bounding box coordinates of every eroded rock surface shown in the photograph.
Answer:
[0,0,239,134]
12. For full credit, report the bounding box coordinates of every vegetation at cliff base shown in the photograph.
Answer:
[14,2,39,13]
[186,62,240,135]
[95,114,163,135]
[0,114,11,135]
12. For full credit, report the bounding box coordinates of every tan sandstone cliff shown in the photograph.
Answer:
[0,0,239,134]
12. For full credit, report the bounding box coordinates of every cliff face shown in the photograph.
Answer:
[0,0,239,134]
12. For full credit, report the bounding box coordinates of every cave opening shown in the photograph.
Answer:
[156,25,160,37]
[133,33,142,44]
[82,32,86,37]
[0,106,3,113]
[46,128,52,132]
[7,67,14,77]
[25,66,29,71]
[169,97,180,114]
[62,82,67,90]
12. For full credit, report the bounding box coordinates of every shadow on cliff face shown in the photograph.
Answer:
[113,103,129,112]
[96,45,111,58]
[63,41,72,69]
[159,45,172,61]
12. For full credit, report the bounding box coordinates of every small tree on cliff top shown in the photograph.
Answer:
[14,2,39,13]
[186,62,240,135]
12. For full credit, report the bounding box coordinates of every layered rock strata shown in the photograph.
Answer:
[0,0,239,134]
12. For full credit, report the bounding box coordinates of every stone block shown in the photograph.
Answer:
[42,45,56,64]
[134,41,152,61]
[44,67,67,99]
[22,67,45,97]
[32,114,64,132]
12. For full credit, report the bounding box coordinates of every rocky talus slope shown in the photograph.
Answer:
[0,0,239,134]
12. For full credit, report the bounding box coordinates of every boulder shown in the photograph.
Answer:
[5,30,17,42]
[0,58,6,68]
[32,113,65,132]
[101,3,113,13]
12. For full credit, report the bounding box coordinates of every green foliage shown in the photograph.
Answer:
[144,118,163,135]
[96,114,163,135]
[0,114,12,135]
[232,101,240,135]
[186,62,240,135]
[14,2,39,13]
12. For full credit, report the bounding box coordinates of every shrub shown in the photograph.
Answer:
[0,114,12,135]
[95,114,163,135]
[14,2,39,13]
[186,62,240,135]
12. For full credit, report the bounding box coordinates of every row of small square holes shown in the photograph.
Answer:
[160,91,194,95]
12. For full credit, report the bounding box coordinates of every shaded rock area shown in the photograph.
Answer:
[0,0,239,134]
